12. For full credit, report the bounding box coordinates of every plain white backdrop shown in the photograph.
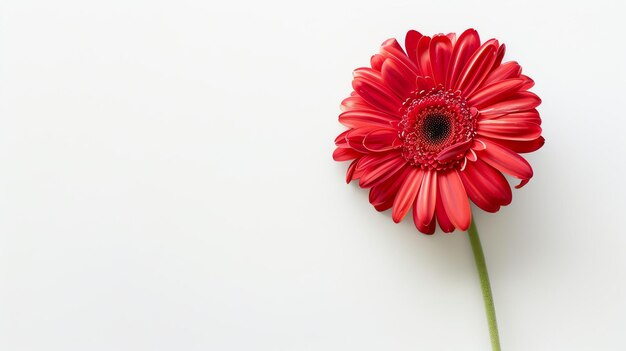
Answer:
[1,0,626,350]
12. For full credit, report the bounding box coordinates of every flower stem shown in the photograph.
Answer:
[468,218,501,351]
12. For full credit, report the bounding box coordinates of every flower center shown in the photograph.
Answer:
[398,87,476,170]
[421,113,451,145]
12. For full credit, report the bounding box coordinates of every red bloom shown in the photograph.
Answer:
[333,29,543,234]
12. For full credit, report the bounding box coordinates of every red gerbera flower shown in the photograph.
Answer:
[333,28,544,234]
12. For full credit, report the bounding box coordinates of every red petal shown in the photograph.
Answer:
[413,204,436,234]
[334,130,349,148]
[519,75,535,90]
[392,168,425,223]
[492,44,506,72]
[479,139,533,187]
[459,171,499,212]
[436,139,472,162]
[466,149,477,162]
[446,32,457,46]
[381,38,405,54]
[429,34,453,85]
[344,127,381,153]
[370,54,385,71]
[438,170,471,231]
[333,147,362,161]
[446,29,480,89]
[414,170,437,228]
[481,136,545,154]
[472,139,486,151]
[477,119,542,141]
[435,189,455,233]
[363,129,401,152]
[459,159,512,212]
[381,57,417,98]
[358,153,406,188]
[353,69,403,114]
[380,40,419,76]
[346,159,359,183]
[483,61,522,86]
[405,30,423,65]
[468,78,527,108]
[340,95,373,112]
[369,166,410,211]
[351,157,365,180]
[491,110,541,125]
[479,92,542,117]
[455,40,498,96]
[356,151,398,171]
[416,36,433,78]
[339,109,398,129]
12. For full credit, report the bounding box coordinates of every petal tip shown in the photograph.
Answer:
[515,178,530,189]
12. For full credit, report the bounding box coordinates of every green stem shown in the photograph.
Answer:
[468,217,501,351]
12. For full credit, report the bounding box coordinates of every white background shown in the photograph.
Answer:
[1,0,625,350]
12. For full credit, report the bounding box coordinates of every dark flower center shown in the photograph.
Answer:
[398,87,476,170]
[421,113,451,145]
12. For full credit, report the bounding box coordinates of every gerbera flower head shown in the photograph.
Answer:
[333,29,543,234]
